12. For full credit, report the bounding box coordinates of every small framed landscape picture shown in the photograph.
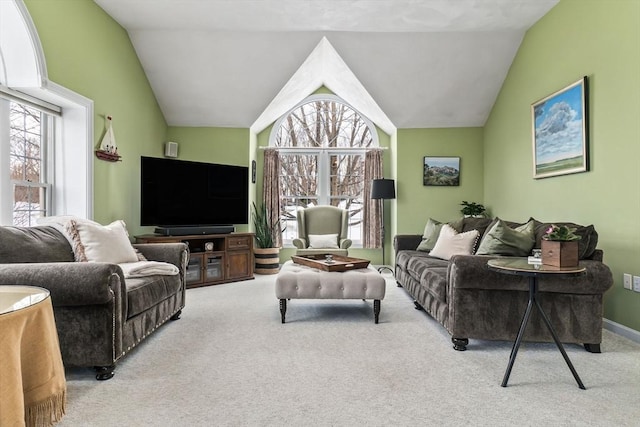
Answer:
[532,77,589,179]
[423,156,460,186]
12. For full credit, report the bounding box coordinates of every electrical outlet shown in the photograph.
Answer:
[623,273,633,290]
[634,276,640,293]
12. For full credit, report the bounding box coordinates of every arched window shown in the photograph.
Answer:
[270,94,378,247]
[0,0,92,225]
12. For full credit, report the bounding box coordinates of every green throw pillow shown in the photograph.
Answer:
[475,219,535,256]
[416,218,444,252]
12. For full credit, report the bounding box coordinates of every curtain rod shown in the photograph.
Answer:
[0,84,62,117]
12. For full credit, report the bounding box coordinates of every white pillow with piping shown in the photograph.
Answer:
[36,216,100,246]
[429,224,479,261]
[308,234,339,249]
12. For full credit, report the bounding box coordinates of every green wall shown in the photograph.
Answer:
[166,126,251,232]
[24,0,640,332]
[25,0,167,235]
[484,0,640,331]
[166,127,250,167]
[396,128,485,233]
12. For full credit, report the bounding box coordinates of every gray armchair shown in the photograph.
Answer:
[293,206,352,256]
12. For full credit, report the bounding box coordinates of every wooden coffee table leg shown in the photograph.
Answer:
[374,299,381,324]
[279,299,287,323]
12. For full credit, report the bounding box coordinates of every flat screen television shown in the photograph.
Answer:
[141,156,249,233]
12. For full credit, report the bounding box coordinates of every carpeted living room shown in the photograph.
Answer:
[1,0,639,426]
[61,274,640,426]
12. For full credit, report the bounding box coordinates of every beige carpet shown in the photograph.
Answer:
[60,272,640,426]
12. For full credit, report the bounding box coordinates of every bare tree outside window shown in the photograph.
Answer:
[274,99,374,246]
[9,101,48,226]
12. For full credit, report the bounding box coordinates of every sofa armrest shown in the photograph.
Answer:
[589,249,603,262]
[133,243,188,270]
[339,238,352,249]
[0,262,125,307]
[292,238,307,249]
[393,235,422,252]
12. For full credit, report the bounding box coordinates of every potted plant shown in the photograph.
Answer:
[251,202,281,274]
[460,201,486,218]
[541,224,581,267]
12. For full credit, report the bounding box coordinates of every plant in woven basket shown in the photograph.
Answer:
[251,202,282,248]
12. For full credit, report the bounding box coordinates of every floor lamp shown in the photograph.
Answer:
[371,178,396,274]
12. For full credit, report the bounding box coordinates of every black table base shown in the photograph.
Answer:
[502,276,586,390]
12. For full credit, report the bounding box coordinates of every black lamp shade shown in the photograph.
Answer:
[371,179,396,200]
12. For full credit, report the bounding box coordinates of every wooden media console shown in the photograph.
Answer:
[135,233,254,288]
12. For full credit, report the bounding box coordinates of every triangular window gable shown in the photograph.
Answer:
[251,37,395,135]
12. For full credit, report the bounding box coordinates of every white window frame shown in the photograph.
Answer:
[6,99,55,225]
[269,94,378,247]
[0,0,93,225]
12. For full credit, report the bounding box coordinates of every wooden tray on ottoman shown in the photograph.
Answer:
[291,254,371,272]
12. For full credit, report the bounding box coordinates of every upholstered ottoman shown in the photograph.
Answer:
[275,260,386,323]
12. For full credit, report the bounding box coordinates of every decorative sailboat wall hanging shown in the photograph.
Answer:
[95,115,122,162]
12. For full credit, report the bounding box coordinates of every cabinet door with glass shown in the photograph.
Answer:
[186,254,204,286]
[205,255,224,282]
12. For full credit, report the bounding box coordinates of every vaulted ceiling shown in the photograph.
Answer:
[93,0,559,132]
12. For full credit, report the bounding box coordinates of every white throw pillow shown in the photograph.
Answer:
[429,224,479,261]
[37,215,100,228]
[65,219,139,263]
[308,233,339,249]
[36,215,101,246]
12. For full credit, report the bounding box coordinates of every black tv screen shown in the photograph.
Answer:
[141,156,249,226]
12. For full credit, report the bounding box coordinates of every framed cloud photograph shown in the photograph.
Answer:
[423,156,460,186]
[532,77,589,179]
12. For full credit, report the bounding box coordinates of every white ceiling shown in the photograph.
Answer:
[93,0,559,132]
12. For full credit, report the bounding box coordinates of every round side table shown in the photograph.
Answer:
[487,258,587,390]
[0,285,50,314]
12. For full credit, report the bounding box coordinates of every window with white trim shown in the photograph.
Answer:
[271,95,377,247]
[1,0,92,226]
[4,99,54,226]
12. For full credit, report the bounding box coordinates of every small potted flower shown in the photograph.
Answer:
[541,224,581,267]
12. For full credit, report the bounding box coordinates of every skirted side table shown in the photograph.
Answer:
[0,285,66,426]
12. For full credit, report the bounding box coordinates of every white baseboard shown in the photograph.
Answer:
[603,318,640,344]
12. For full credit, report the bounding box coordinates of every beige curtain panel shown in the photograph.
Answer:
[363,149,383,248]
[262,148,282,248]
